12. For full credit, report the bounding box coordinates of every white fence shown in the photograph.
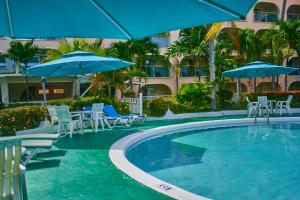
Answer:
[122,93,143,115]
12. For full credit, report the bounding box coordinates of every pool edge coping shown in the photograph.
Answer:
[109,117,300,200]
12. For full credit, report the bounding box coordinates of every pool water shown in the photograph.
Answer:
[126,123,300,200]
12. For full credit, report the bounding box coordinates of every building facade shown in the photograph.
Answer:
[0,0,299,104]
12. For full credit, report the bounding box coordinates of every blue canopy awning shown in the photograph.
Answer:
[222,61,297,78]
[26,51,134,77]
[1,0,257,39]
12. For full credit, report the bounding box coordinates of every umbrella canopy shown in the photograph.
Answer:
[1,0,257,39]
[222,61,297,78]
[26,51,133,77]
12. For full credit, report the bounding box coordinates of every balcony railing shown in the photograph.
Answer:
[150,36,170,47]
[142,65,170,77]
[254,11,278,22]
[287,13,300,21]
[180,65,207,77]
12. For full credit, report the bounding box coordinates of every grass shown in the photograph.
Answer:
[26,116,244,200]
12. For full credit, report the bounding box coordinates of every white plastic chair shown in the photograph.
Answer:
[276,95,293,115]
[91,103,109,132]
[55,106,82,138]
[246,97,259,117]
[0,138,27,200]
[257,96,271,116]
[47,106,58,126]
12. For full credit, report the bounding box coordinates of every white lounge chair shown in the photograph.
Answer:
[16,133,60,140]
[246,97,259,117]
[277,95,293,115]
[55,106,82,138]
[21,139,54,166]
[0,138,27,200]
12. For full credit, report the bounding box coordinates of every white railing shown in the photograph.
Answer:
[143,95,172,100]
[122,93,143,115]
[8,101,45,106]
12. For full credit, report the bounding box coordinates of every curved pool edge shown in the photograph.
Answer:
[109,117,300,200]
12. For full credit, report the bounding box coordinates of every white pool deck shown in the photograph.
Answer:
[109,117,300,200]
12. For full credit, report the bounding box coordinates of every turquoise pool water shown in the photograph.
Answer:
[126,122,300,200]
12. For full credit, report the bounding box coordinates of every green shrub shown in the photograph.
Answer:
[0,106,46,136]
[216,89,234,110]
[176,82,211,107]
[149,97,168,117]
[122,91,137,98]
[113,100,129,115]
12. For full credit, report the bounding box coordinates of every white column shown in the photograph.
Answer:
[139,93,143,115]
[0,77,9,105]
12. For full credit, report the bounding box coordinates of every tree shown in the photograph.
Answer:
[166,26,208,92]
[104,38,159,95]
[46,39,106,98]
[6,40,39,101]
[204,23,223,109]
[261,20,300,90]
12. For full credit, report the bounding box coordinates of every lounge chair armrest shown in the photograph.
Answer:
[70,113,81,119]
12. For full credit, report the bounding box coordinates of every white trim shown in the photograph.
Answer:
[109,117,300,200]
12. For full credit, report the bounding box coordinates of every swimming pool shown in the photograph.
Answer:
[110,118,300,200]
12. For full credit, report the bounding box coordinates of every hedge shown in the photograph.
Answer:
[0,106,46,136]
[48,96,129,114]
[0,96,130,137]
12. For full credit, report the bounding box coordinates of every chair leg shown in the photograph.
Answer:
[69,123,73,138]
[99,118,104,131]
[280,104,282,115]
[95,118,98,132]
[287,106,292,115]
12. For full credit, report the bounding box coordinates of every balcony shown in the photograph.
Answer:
[254,11,278,22]
[180,65,207,77]
[142,65,170,77]
[150,36,170,47]
[287,5,300,21]
[288,13,300,21]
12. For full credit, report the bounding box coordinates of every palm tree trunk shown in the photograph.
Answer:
[24,64,30,102]
[208,39,216,110]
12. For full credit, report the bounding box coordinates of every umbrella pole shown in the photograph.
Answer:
[237,78,241,103]
[254,78,256,93]
[41,77,47,106]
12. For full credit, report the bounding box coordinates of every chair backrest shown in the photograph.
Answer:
[0,138,26,199]
[258,96,269,108]
[246,96,250,103]
[47,106,58,123]
[103,105,120,117]
[92,103,104,119]
[287,95,293,103]
[258,96,267,102]
[55,106,71,123]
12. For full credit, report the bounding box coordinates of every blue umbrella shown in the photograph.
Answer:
[222,61,297,78]
[1,0,257,39]
[222,61,297,100]
[25,51,133,103]
[26,51,133,77]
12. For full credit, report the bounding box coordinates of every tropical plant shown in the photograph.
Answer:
[6,40,40,101]
[103,38,159,94]
[166,26,208,91]
[261,20,300,90]
[46,39,106,98]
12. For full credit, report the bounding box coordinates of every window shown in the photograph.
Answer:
[39,89,49,94]
[53,88,64,94]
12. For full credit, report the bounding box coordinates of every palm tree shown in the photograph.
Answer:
[105,38,159,93]
[46,39,106,98]
[261,20,300,90]
[204,23,223,109]
[6,40,39,101]
[166,26,208,92]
